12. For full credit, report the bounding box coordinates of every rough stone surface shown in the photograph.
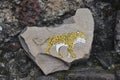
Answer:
[65,70,115,80]
[116,70,120,80]
[0,1,15,23]
[82,0,116,69]
[115,11,120,54]
[84,0,116,53]
[42,0,83,21]
[0,1,22,37]
[36,76,58,80]
[13,0,83,26]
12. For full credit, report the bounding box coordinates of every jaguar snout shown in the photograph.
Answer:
[75,37,86,44]
[81,38,86,43]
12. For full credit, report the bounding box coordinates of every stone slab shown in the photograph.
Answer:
[19,8,94,75]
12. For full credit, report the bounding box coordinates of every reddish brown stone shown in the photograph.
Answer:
[6,41,21,52]
[15,0,41,26]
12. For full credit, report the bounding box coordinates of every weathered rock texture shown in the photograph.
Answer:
[83,0,116,69]
[115,11,120,54]
[43,0,82,20]
[65,71,115,80]
[15,0,41,25]
[13,0,83,26]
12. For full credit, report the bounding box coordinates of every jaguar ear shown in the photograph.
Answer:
[76,30,80,33]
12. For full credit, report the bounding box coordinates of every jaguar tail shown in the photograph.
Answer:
[32,38,49,46]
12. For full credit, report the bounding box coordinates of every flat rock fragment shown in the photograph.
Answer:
[19,8,94,75]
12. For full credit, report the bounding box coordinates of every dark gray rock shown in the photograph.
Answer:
[3,52,15,61]
[2,23,23,37]
[0,62,8,75]
[84,0,116,53]
[0,49,35,78]
[115,11,120,54]
[65,70,115,80]
[83,0,116,68]
[36,76,58,80]
[116,70,120,80]
[14,49,33,78]
[0,32,4,44]
[93,51,116,69]
[0,76,8,80]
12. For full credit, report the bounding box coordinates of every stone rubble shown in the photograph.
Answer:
[0,0,120,80]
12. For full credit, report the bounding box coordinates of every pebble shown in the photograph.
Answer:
[0,26,2,31]
[6,41,21,52]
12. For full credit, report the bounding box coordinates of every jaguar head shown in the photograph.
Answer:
[76,32,86,43]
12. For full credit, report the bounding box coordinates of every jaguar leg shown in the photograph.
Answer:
[46,44,52,54]
[56,44,63,58]
[67,45,76,58]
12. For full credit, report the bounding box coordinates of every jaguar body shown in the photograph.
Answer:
[33,32,86,58]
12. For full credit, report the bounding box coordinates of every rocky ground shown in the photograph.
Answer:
[0,0,120,80]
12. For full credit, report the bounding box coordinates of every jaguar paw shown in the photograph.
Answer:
[71,54,76,58]
[57,53,63,58]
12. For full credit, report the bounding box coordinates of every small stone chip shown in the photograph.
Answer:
[0,26,2,31]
